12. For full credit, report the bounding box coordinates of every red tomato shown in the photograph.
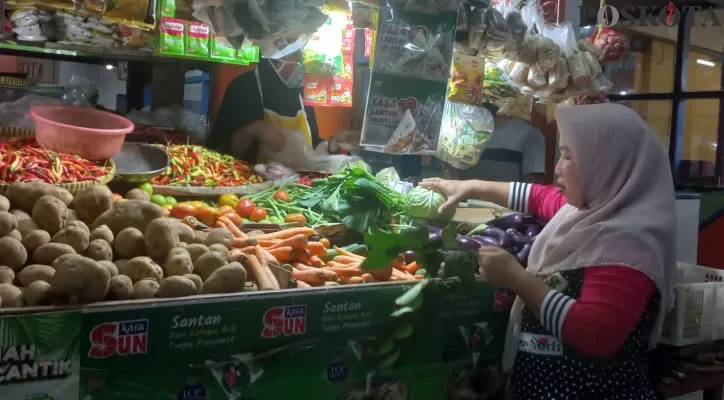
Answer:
[218,205,235,215]
[284,213,307,226]
[249,208,268,222]
[171,203,197,219]
[222,212,243,226]
[197,206,219,226]
[236,199,255,218]
[273,190,290,203]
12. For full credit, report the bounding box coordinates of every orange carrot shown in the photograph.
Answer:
[306,242,327,257]
[240,245,257,254]
[327,261,357,269]
[292,268,338,285]
[319,238,330,248]
[256,239,282,247]
[343,276,364,284]
[218,216,247,239]
[247,255,277,290]
[360,273,375,283]
[254,247,280,290]
[391,267,414,280]
[267,246,294,263]
[253,228,315,241]
[292,262,315,271]
[405,261,420,274]
[332,255,361,265]
[391,253,406,271]
[309,255,325,268]
[295,280,312,288]
[328,266,363,278]
[325,281,340,286]
[268,234,308,250]
[215,221,226,229]
[333,246,365,260]
[295,249,312,264]
[232,237,258,248]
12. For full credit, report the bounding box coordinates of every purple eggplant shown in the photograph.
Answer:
[516,242,532,265]
[481,227,512,249]
[403,250,416,264]
[506,228,532,247]
[524,224,541,238]
[428,226,442,242]
[472,235,501,247]
[456,235,482,250]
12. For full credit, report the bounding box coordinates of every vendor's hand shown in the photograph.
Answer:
[230,121,285,157]
[419,178,474,213]
[477,246,526,290]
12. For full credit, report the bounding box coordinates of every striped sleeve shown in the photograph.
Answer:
[507,182,532,214]
[540,290,575,337]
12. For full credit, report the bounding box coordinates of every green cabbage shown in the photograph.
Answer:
[406,186,448,219]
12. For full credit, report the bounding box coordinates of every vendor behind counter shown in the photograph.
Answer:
[208,56,422,179]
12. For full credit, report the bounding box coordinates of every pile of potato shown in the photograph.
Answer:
[0,182,248,308]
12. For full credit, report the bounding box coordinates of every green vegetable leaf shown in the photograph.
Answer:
[441,223,458,249]
[362,227,428,270]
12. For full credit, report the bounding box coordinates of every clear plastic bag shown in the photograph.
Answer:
[484,7,512,48]
[436,100,494,169]
[62,74,99,107]
[373,7,456,81]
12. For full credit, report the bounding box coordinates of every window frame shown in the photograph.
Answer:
[606,9,724,190]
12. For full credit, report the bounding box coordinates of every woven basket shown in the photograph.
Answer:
[0,128,117,195]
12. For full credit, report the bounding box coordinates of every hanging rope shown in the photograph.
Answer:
[595,0,606,40]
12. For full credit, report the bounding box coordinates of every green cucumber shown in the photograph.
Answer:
[392,324,414,339]
[377,339,395,355]
[390,306,415,318]
[394,279,429,307]
[379,348,401,369]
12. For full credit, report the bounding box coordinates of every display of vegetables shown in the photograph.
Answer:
[239,183,328,226]
[150,144,263,187]
[0,137,110,184]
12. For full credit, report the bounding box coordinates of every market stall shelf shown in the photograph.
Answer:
[0,41,253,66]
[0,280,511,399]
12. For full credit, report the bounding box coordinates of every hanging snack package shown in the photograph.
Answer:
[483,64,517,103]
[437,100,494,169]
[237,43,261,64]
[536,36,560,71]
[302,9,348,75]
[361,72,447,154]
[373,6,456,82]
[101,0,157,31]
[156,17,185,55]
[211,34,237,62]
[547,55,570,90]
[186,21,210,58]
[447,53,486,105]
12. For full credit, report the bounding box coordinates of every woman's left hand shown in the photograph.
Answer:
[477,246,526,289]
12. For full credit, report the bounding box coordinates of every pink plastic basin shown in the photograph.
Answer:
[30,105,134,160]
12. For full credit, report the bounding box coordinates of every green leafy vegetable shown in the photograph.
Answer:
[298,166,408,232]
[405,186,451,219]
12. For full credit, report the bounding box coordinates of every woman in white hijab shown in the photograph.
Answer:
[421,103,676,399]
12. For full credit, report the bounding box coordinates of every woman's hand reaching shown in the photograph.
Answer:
[477,246,526,290]
[419,178,475,213]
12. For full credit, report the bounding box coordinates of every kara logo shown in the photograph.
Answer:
[88,319,149,359]
[261,305,307,338]
[397,98,417,115]
[518,333,563,356]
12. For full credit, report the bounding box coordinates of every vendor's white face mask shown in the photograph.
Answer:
[270,54,304,89]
